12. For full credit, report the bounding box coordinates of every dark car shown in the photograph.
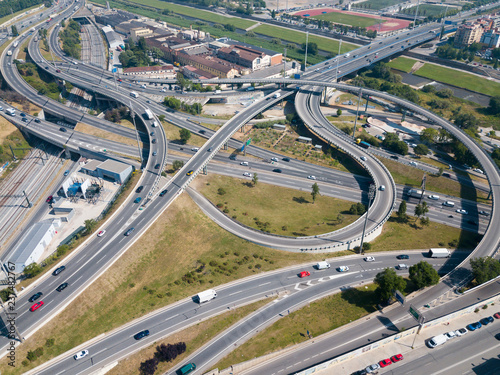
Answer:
[152,139,157,144]
[56,69,61,73]
[397,255,409,260]
[22,117,28,122]
[282,157,290,162]
[136,186,144,193]
[273,168,282,173]
[467,321,482,331]
[20,112,26,117]
[159,189,167,197]
[28,292,43,302]
[442,173,451,178]
[134,330,150,340]
[155,163,161,169]
[56,283,69,292]
[34,118,41,123]
[480,316,494,325]
[46,195,53,203]
[199,129,206,134]
[125,227,135,236]
[390,155,399,160]
[150,131,155,136]
[59,127,67,132]
[52,266,66,276]
[45,66,49,70]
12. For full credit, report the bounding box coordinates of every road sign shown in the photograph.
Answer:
[394,290,405,305]
[246,138,252,146]
[408,304,423,323]
[112,68,117,73]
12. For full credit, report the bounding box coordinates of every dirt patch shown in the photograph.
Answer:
[74,122,142,147]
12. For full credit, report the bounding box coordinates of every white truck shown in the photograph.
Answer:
[5,108,16,116]
[428,248,451,258]
[408,189,423,198]
[196,289,217,303]
[273,93,281,99]
[130,91,138,98]
[13,41,19,48]
[316,261,330,270]
[144,108,154,120]
[427,334,448,348]
[7,50,12,56]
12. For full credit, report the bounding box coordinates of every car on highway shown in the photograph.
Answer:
[379,358,392,367]
[299,271,310,278]
[74,350,89,360]
[273,168,282,173]
[480,316,494,325]
[56,69,61,73]
[360,156,367,161]
[479,210,490,216]
[20,112,26,117]
[52,266,66,276]
[134,197,142,204]
[186,170,194,176]
[28,292,43,302]
[240,161,249,166]
[191,147,199,152]
[396,264,408,270]
[124,228,135,236]
[134,330,150,340]
[428,195,440,200]
[270,157,279,162]
[364,256,375,262]
[21,117,28,123]
[152,139,157,144]
[34,118,40,123]
[155,163,160,169]
[136,186,144,193]
[282,157,290,162]
[455,328,468,337]
[456,209,468,214]
[46,195,53,203]
[337,266,349,272]
[97,230,106,237]
[45,66,49,69]
[391,354,403,363]
[150,131,155,136]
[243,172,252,177]
[59,127,67,132]
[307,175,316,180]
[56,283,69,292]
[365,363,380,373]
[30,301,44,312]
[152,151,157,156]
[64,170,69,176]
[379,185,385,191]
[72,61,78,65]
[467,321,482,331]
[159,189,168,197]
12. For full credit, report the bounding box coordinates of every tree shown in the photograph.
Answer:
[488,96,500,115]
[176,73,190,91]
[252,172,258,186]
[311,182,320,203]
[413,144,429,156]
[23,263,43,278]
[302,42,318,56]
[84,219,97,233]
[179,128,191,144]
[374,268,406,303]
[397,200,407,222]
[350,202,366,215]
[139,358,158,375]
[420,128,438,144]
[271,9,276,19]
[470,257,500,285]
[172,160,184,171]
[11,25,18,36]
[420,217,430,227]
[337,108,342,116]
[414,201,429,219]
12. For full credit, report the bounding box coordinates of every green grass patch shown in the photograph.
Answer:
[0,4,42,26]
[353,0,401,10]
[370,214,482,251]
[199,174,361,236]
[97,0,255,29]
[215,283,382,370]
[414,63,500,97]
[312,12,382,28]
[253,24,357,56]
[379,157,489,202]
[387,57,418,73]
[405,4,449,17]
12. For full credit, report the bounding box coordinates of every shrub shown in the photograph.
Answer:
[45,338,55,347]
[27,351,37,362]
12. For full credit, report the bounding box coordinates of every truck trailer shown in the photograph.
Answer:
[408,189,423,198]
[7,50,12,56]
[428,248,451,258]
[5,108,16,116]
[196,289,217,303]
[144,108,154,120]
[130,91,138,98]
[355,139,370,149]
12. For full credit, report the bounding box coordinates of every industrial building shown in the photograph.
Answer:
[102,25,124,50]
[80,159,133,184]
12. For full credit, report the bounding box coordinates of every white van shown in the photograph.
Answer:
[442,201,455,207]
[316,261,330,270]
[427,334,448,348]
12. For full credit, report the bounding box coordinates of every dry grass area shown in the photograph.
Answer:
[1,194,336,374]
[118,118,136,130]
[161,120,208,147]
[8,101,41,116]
[380,157,489,202]
[74,122,143,148]
[0,116,19,141]
[197,174,361,236]
[107,299,270,375]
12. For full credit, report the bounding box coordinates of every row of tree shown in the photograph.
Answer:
[164,97,203,115]
[59,19,81,59]
[0,0,48,20]
[140,342,187,375]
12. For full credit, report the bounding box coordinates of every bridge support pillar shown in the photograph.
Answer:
[223,142,228,150]
[64,147,71,159]
[322,87,327,105]
[364,98,369,112]
[203,166,207,175]
[402,110,407,122]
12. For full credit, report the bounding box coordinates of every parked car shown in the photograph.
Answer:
[46,195,53,203]
[480,316,494,325]
[494,312,500,319]
[445,331,456,339]
[379,358,392,368]
[467,321,482,331]
[391,354,403,363]
[299,271,310,278]
[455,328,468,336]
[365,363,380,373]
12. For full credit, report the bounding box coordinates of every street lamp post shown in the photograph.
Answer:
[335,39,342,82]
[304,31,309,71]
[359,184,376,255]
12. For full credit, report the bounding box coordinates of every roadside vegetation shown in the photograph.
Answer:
[0,0,48,24]
[59,19,81,59]
[198,174,361,236]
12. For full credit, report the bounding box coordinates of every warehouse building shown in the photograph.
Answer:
[80,159,133,184]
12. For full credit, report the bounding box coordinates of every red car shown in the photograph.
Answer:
[30,301,44,312]
[494,312,500,319]
[299,271,310,278]
[379,358,392,367]
[391,354,404,363]
[46,195,53,203]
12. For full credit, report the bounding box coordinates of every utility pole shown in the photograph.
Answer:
[129,101,143,167]
[440,5,449,40]
[283,47,287,80]
[359,184,376,255]
[352,88,362,139]
[413,0,420,29]
[303,31,309,71]
[335,39,342,81]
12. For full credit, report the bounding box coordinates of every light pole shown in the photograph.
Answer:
[413,0,420,29]
[359,184,376,255]
[335,39,342,81]
[304,31,309,71]
[129,101,143,167]
[352,88,362,139]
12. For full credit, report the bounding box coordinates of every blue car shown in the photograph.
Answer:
[480,316,494,326]
[466,321,482,331]
[134,330,150,340]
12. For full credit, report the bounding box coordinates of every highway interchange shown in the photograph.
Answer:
[0,1,499,374]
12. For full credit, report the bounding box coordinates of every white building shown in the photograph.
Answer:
[102,25,123,50]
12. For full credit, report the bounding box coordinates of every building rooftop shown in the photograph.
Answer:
[225,40,281,57]
[123,65,174,73]
[183,45,210,56]
[81,159,102,172]
[98,159,132,174]
[9,220,54,265]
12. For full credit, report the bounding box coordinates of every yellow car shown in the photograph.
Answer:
[186,170,194,176]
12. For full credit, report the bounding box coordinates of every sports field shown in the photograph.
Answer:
[312,11,382,28]
[353,0,400,11]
